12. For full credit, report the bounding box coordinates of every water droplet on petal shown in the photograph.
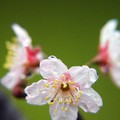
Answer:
[48,55,57,60]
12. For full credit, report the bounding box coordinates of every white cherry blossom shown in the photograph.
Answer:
[94,19,120,87]
[25,56,102,120]
[1,24,44,90]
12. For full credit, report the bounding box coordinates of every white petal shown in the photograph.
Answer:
[36,52,44,61]
[12,24,32,47]
[33,52,44,74]
[69,65,98,88]
[109,66,120,87]
[78,88,103,113]
[100,19,118,47]
[40,56,68,79]
[25,80,49,105]
[108,32,120,66]
[49,103,78,120]
[1,67,24,90]
[11,46,27,69]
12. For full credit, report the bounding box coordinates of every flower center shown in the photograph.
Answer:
[26,47,40,68]
[40,79,83,115]
[98,42,109,66]
[61,83,69,91]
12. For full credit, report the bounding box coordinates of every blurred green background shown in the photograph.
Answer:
[0,0,120,120]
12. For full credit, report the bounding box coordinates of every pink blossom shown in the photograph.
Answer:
[94,19,120,87]
[25,56,102,120]
[1,24,44,90]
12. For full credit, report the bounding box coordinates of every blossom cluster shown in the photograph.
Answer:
[1,19,120,120]
[1,24,44,98]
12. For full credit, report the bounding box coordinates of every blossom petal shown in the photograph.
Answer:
[40,56,68,79]
[25,80,50,105]
[49,103,78,120]
[11,46,27,69]
[12,24,32,47]
[36,52,44,61]
[109,66,120,87]
[1,67,24,90]
[109,32,120,66]
[33,52,44,74]
[100,19,118,47]
[78,88,103,113]
[69,65,98,88]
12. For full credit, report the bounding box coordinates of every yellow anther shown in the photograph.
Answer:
[58,100,62,104]
[6,42,11,48]
[79,90,83,94]
[44,84,49,88]
[69,98,72,103]
[12,37,17,42]
[52,84,57,88]
[61,108,64,111]
[75,95,80,99]
[75,95,77,98]
[63,83,67,88]
[75,99,78,102]
[69,81,74,85]
[54,79,59,82]
[40,90,43,92]
[54,110,57,114]
[48,101,54,105]
[64,108,68,111]
[72,87,76,91]
[64,100,68,103]
[45,96,49,100]
[3,40,19,70]
[3,63,12,69]
[3,64,8,69]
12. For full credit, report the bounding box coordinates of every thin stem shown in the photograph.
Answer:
[85,56,98,66]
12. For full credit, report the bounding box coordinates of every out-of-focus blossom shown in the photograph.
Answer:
[25,56,102,120]
[93,19,120,87]
[1,24,44,92]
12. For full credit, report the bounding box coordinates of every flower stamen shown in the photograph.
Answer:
[61,83,69,91]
